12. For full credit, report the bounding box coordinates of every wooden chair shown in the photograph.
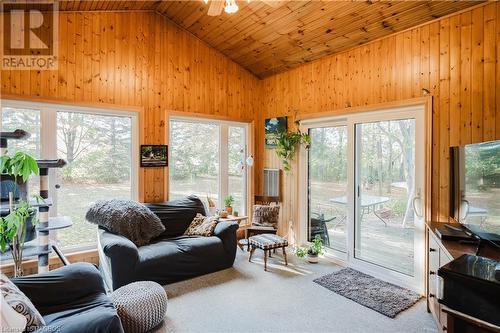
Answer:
[238,195,280,251]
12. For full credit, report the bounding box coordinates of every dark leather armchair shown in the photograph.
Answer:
[12,263,124,333]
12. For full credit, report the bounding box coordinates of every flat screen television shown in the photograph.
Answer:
[450,140,500,244]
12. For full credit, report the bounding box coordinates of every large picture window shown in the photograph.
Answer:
[1,100,138,251]
[169,117,249,215]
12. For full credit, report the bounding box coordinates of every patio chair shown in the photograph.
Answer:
[309,212,335,247]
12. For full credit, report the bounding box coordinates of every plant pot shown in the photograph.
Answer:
[225,206,233,215]
[7,211,37,245]
[24,212,37,243]
[307,254,319,263]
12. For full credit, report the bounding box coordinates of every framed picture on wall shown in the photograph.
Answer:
[141,145,168,167]
[265,117,287,149]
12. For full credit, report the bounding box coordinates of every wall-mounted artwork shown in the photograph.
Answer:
[141,145,168,167]
[265,117,287,149]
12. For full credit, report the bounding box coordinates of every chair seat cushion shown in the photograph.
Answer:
[249,234,288,250]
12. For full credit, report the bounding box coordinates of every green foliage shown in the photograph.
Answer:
[57,112,132,184]
[224,195,235,207]
[0,151,39,254]
[275,125,311,171]
[170,121,219,181]
[308,235,324,255]
[388,199,407,217]
[295,235,324,258]
[1,151,39,182]
[295,247,308,258]
[0,201,38,253]
[309,126,347,182]
[465,143,500,190]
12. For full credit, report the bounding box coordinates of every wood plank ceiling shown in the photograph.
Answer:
[60,1,483,78]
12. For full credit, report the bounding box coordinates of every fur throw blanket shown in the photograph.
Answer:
[86,199,165,246]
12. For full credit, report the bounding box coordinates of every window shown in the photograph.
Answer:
[1,100,138,251]
[1,107,42,196]
[55,111,134,249]
[169,117,249,215]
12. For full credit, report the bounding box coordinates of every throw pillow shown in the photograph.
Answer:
[252,205,280,228]
[1,293,27,333]
[86,199,165,246]
[0,273,45,332]
[184,213,219,237]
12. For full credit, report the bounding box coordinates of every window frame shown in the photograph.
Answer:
[1,99,139,254]
[168,115,252,216]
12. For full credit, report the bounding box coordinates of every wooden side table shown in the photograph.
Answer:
[218,215,249,240]
[218,215,249,225]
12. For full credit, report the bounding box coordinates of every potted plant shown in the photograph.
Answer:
[275,121,311,172]
[295,235,324,263]
[0,151,40,276]
[224,195,235,215]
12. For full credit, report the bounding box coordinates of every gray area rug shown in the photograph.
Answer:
[314,268,421,318]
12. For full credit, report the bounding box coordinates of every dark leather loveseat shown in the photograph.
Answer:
[12,263,124,333]
[98,196,239,290]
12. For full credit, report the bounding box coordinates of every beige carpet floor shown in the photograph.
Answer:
[153,250,438,333]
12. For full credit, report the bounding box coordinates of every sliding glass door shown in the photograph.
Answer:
[354,119,416,276]
[302,106,426,292]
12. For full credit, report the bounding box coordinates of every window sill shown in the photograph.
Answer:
[0,248,99,277]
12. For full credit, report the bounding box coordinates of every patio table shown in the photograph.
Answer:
[330,194,390,225]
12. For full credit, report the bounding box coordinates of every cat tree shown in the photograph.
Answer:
[1,129,72,273]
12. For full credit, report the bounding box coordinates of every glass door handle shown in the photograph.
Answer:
[412,189,423,218]
[460,199,470,221]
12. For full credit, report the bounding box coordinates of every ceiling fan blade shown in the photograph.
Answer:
[207,0,225,16]
[261,0,281,8]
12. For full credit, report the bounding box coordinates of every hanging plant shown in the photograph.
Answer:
[274,122,311,171]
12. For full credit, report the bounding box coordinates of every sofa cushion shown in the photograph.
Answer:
[0,273,45,332]
[86,199,165,246]
[184,213,219,237]
[136,236,226,283]
[145,196,207,238]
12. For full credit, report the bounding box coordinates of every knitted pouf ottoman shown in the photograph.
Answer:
[111,281,167,333]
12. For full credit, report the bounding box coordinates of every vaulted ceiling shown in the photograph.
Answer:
[59,1,483,78]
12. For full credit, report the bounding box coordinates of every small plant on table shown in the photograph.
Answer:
[224,195,235,215]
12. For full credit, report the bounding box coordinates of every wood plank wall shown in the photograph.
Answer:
[0,11,260,202]
[256,2,500,241]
